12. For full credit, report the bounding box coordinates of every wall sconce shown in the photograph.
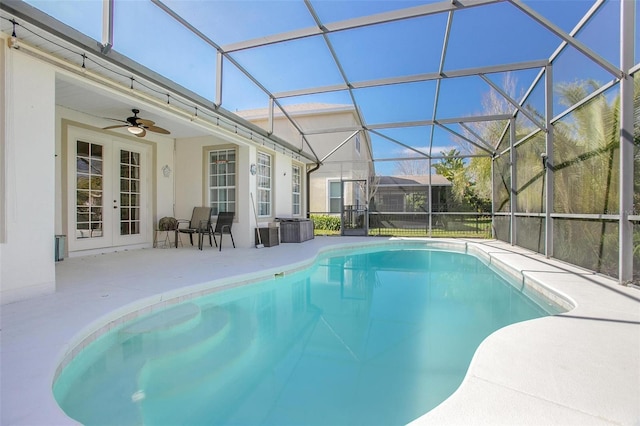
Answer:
[541,153,548,170]
[162,165,171,178]
[250,163,257,175]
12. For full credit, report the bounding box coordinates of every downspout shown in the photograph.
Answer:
[306,162,321,219]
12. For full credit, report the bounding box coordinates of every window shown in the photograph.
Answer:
[329,181,341,213]
[119,149,141,235]
[355,134,361,155]
[292,165,301,216]
[208,149,236,215]
[257,152,272,217]
[76,141,103,238]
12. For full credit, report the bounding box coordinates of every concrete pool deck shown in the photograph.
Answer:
[1,237,638,425]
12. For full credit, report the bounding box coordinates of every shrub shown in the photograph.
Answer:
[310,214,341,231]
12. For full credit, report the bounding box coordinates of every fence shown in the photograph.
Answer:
[310,211,491,238]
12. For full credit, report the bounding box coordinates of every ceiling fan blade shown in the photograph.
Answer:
[135,128,147,138]
[102,117,129,124]
[103,124,127,130]
[135,118,155,127]
[146,125,171,135]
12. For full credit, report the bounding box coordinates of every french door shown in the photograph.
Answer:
[67,127,150,253]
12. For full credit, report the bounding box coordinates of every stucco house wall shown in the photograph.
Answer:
[238,104,373,216]
[1,47,56,303]
[0,40,309,304]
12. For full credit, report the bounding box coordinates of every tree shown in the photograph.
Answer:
[392,158,430,176]
[433,149,491,213]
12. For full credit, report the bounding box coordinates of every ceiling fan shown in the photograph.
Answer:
[103,109,170,138]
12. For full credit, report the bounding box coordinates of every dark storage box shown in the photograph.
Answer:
[255,227,279,247]
[278,219,314,243]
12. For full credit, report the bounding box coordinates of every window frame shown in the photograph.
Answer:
[292,164,301,216]
[328,180,341,214]
[207,147,237,216]
[257,151,272,217]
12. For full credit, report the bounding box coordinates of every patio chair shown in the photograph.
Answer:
[212,211,236,251]
[177,207,213,250]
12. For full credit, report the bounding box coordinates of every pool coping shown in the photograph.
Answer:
[1,237,638,425]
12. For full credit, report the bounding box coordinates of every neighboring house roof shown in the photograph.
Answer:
[377,175,452,186]
[236,103,355,120]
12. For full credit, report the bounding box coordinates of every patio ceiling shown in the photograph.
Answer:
[0,0,627,174]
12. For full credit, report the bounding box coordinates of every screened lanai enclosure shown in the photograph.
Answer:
[1,0,638,285]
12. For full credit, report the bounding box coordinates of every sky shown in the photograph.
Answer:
[25,0,634,175]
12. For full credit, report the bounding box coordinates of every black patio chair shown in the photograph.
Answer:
[177,207,213,250]
[212,212,235,251]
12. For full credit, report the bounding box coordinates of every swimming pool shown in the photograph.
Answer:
[53,243,565,425]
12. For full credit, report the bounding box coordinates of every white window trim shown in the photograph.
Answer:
[257,151,272,217]
[327,179,341,214]
[207,147,237,215]
[292,164,301,217]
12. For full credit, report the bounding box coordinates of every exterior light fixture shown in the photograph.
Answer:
[9,19,19,49]
[127,126,144,135]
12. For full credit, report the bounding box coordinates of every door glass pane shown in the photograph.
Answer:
[119,149,141,236]
[77,175,90,190]
[77,141,89,156]
[91,144,102,159]
[91,175,102,191]
[91,159,102,175]
[76,141,103,239]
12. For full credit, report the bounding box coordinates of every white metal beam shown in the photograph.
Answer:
[435,123,495,155]
[437,114,513,124]
[459,122,496,152]
[100,0,113,53]
[509,118,517,246]
[619,0,635,283]
[544,65,554,258]
[152,0,322,164]
[368,129,431,159]
[303,126,362,135]
[509,0,622,78]
[494,0,607,152]
[273,60,548,99]
[222,0,500,53]
[430,10,454,157]
[479,74,546,131]
[366,114,512,130]
[215,51,223,107]
[304,0,369,144]
[320,131,360,163]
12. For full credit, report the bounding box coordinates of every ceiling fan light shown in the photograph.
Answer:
[127,125,144,135]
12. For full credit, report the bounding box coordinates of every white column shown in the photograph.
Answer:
[619,0,635,283]
[1,51,56,303]
[545,65,554,258]
[509,118,516,245]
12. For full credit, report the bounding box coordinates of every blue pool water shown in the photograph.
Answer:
[54,246,562,425]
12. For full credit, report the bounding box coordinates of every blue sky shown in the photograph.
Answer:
[26,0,634,175]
